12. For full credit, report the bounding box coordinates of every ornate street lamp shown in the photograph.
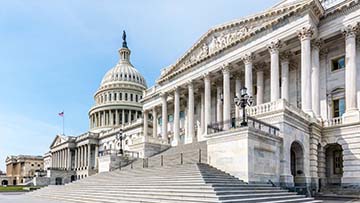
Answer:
[116,129,125,155]
[234,87,253,126]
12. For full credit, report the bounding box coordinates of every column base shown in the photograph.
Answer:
[343,109,360,123]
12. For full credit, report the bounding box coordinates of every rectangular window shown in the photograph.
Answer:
[168,114,173,122]
[180,111,185,119]
[120,93,122,100]
[333,98,345,118]
[114,93,117,101]
[333,150,343,174]
[331,56,345,71]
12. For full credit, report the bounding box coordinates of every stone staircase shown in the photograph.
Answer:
[28,162,321,203]
[122,141,207,170]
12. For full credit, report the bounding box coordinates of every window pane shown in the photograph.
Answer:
[338,57,345,69]
[339,98,345,117]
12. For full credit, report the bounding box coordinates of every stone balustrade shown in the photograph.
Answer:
[324,117,343,127]
[246,99,311,121]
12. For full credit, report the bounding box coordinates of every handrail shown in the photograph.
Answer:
[123,146,205,170]
[207,116,279,136]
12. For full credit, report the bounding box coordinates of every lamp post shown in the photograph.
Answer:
[234,87,253,126]
[116,129,124,155]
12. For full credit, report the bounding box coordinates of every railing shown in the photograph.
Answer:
[98,149,139,158]
[119,148,205,170]
[207,116,279,136]
[324,117,343,127]
[246,99,311,121]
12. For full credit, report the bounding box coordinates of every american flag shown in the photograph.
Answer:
[58,111,64,117]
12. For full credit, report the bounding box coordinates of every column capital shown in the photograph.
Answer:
[202,72,211,80]
[254,62,266,71]
[342,23,359,39]
[280,51,292,62]
[320,48,329,58]
[297,26,315,41]
[311,39,323,50]
[159,91,168,98]
[221,63,231,74]
[267,40,282,54]
[187,80,194,88]
[242,53,255,65]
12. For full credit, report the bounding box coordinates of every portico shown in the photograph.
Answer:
[141,0,360,190]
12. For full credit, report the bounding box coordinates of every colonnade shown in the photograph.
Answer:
[142,25,359,144]
[90,109,141,128]
[51,144,99,171]
[74,144,99,170]
[51,148,71,170]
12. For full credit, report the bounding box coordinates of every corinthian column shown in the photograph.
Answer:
[268,40,281,101]
[298,26,314,116]
[200,91,205,135]
[343,24,359,113]
[222,64,231,130]
[67,148,71,170]
[312,40,322,118]
[255,64,264,105]
[217,83,223,123]
[235,76,241,118]
[152,107,158,138]
[161,93,168,141]
[204,74,211,135]
[243,53,254,96]
[173,87,180,145]
[281,51,291,101]
[187,81,195,143]
[143,110,149,137]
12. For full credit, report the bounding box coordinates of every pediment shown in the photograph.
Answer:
[50,135,68,148]
[157,0,324,84]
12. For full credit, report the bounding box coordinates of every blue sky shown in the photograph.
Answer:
[0,0,279,171]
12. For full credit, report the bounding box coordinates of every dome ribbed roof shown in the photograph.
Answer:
[100,60,147,87]
[100,46,147,88]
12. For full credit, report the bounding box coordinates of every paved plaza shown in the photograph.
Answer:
[0,192,359,203]
[0,192,68,203]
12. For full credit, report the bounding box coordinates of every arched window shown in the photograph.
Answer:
[130,94,133,101]
[120,93,122,100]
[136,95,138,102]
[125,93,128,101]
[114,93,117,101]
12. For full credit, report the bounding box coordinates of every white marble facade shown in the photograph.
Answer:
[142,0,360,190]
[46,0,360,191]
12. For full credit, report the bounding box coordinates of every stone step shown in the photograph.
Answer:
[28,151,318,203]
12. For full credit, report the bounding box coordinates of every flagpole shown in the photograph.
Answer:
[63,110,65,135]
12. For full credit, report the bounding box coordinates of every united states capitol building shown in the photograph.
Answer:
[33,0,360,201]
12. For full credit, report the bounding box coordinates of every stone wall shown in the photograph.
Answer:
[207,127,282,184]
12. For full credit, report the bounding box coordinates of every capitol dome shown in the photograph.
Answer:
[100,49,147,88]
[88,31,147,132]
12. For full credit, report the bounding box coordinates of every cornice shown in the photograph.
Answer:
[157,0,324,84]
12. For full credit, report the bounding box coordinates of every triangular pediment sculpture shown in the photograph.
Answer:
[157,0,323,84]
